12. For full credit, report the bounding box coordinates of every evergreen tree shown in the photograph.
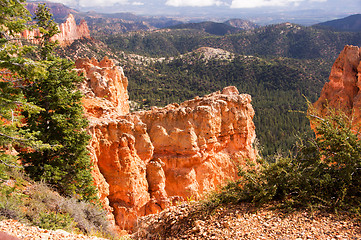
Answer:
[33,3,60,60]
[0,0,44,177]
[21,4,97,200]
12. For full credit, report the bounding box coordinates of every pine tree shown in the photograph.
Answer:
[0,0,44,178]
[33,3,60,60]
[21,4,97,200]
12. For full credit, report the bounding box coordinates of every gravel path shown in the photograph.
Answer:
[133,203,361,239]
[0,219,108,240]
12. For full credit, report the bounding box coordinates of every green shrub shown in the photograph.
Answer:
[0,180,116,238]
[35,211,75,231]
[59,197,115,237]
[295,109,361,210]
[0,160,29,222]
[0,184,25,221]
[208,108,361,213]
[27,182,116,237]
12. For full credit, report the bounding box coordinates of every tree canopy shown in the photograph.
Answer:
[0,1,96,201]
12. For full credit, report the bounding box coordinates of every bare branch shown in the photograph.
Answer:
[308,114,325,121]
[0,131,30,142]
[0,158,21,168]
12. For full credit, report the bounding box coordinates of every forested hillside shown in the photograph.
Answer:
[101,23,361,60]
[117,50,330,155]
[314,14,361,32]
[169,21,243,35]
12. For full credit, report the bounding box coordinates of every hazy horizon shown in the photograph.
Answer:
[32,0,360,25]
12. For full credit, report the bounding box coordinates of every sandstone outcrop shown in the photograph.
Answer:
[76,57,258,231]
[313,45,361,122]
[21,14,90,47]
[75,57,129,118]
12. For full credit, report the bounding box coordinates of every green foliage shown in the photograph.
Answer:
[36,211,75,231]
[0,182,25,221]
[0,0,43,76]
[0,0,30,37]
[34,3,60,60]
[19,4,96,201]
[21,57,96,200]
[0,181,116,237]
[0,3,102,237]
[0,0,48,184]
[102,29,208,57]
[295,109,361,209]
[208,109,361,213]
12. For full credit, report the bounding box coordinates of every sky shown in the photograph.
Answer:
[46,0,361,24]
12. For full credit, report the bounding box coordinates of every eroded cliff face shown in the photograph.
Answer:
[313,45,361,121]
[75,57,129,118]
[21,14,90,47]
[76,57,257,231]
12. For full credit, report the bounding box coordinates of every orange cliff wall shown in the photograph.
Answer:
[75,57,258,231]
[313,45,361,121]
[21,14,90,47]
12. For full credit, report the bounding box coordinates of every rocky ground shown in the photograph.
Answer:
[0,219,109,240]
[132,202,361,240]
[1,202,360,240]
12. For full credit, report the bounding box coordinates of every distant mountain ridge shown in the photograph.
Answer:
[314,14,361,32]
[168,19,258,36]
[26,1,360,35]
[224,19,258,30]
[26,1,77,22]
[102,22,361,60]
[26,1,183,33]
[168,21,242,35]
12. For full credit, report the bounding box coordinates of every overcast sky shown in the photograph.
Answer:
[46,0,360,24]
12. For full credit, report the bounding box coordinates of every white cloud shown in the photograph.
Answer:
[165,0,225,7]
[230,0,309,8]
[132,2,145,5]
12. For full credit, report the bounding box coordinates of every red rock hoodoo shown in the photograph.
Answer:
[313,45,361,121]
[75,57,129,118]
[21,14,90,47]
[76,57,258,231]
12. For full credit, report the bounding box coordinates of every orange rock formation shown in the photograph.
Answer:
[313,45,361,121]
[76,57,258,231]
[75,57,129,118]
[21,14,90,47]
